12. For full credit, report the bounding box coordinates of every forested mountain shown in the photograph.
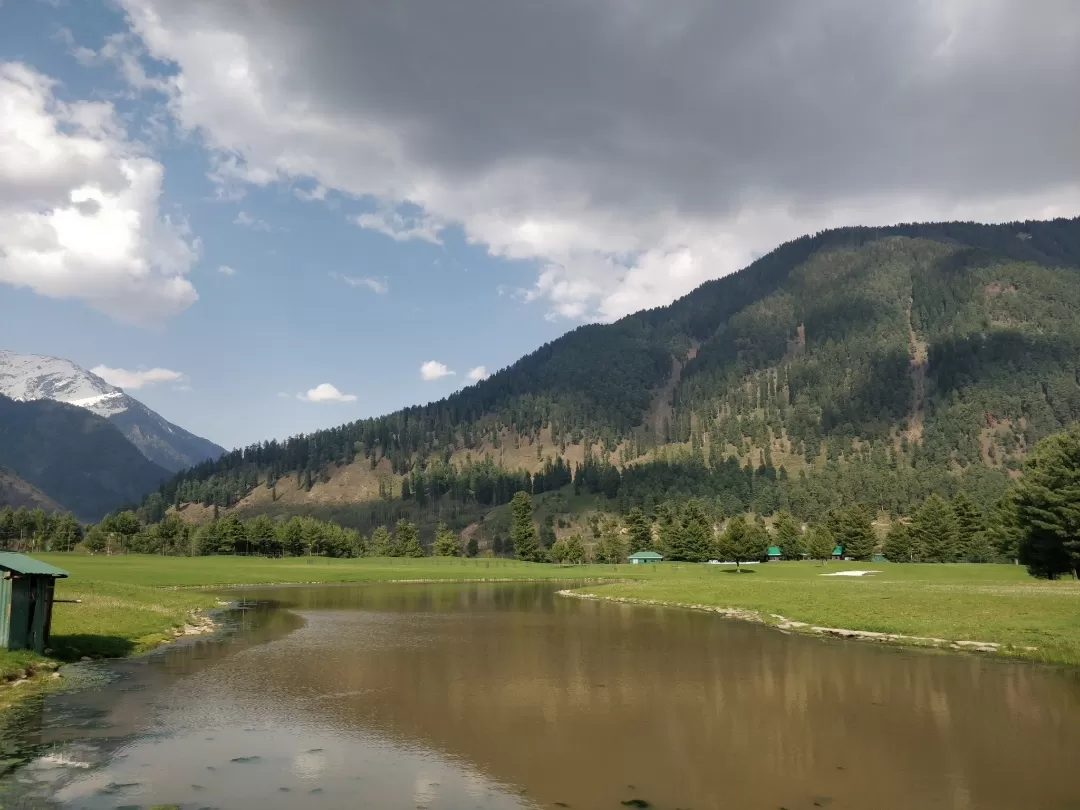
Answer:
[0,395,170,521]
[152,216,1080,527]
[0,350,225,472]
[0,466,64,513]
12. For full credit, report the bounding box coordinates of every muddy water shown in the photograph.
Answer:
[3,582,1080,809]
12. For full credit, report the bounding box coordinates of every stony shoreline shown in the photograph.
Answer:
[557,589,1028,657]
[0,606,222,702]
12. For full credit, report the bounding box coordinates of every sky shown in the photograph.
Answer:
[1,0,1078,450]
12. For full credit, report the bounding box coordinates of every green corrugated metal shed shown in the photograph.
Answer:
[0,553,69,578]
[0,552,69,653]
[628,550,663,563]
[832,545,844,558]
[766,546,782,558]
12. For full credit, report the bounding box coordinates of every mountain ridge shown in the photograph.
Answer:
[132,215,1080,528]
[0,394,170,521]
[0,465,65,513]
[0,350,225,472]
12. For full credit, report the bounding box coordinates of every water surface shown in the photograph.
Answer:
[3,582,1080,809]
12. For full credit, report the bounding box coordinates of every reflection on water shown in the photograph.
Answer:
[2,582,1080,809]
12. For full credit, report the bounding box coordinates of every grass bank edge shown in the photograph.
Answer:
[0,578,218,687]
[567,567,1080,665]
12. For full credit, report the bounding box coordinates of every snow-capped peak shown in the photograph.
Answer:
[0,349,130,418]
[1,348,225,471]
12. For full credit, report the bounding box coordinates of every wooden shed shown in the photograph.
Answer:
[0,552,70,653]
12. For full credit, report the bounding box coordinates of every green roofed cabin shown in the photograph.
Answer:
[628,550,664,564]
[832,545,845,560]
[766,546,782,561]
[0,552,69,653]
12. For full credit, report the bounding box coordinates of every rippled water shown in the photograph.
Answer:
[2,582,1080,809]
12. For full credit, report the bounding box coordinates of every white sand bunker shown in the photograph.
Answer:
[820,570,881,577]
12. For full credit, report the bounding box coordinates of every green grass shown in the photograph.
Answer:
[32,554,630,587]
[579,561,1080,664]
[0,575,217,682]
[1,556,1078,681]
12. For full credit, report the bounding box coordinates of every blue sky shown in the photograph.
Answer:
[1,1,1077,451]
[0,1,568,448]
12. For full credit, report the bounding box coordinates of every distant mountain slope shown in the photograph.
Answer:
[0,466,65,513]
[0,350,224,472]
[0,395,170,521]
[156,216,1080,515]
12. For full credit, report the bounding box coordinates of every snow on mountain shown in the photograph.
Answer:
[0,349,224,472]
[0,350,124,413]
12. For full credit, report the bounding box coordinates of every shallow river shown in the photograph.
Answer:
[2,582,1080,809]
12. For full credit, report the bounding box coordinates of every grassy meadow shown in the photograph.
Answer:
[1,555,1078,683]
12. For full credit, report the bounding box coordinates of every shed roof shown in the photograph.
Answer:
[0,552,70,577]
[767,546,782,556]
[832,545,844,556]
[629,550,664,560]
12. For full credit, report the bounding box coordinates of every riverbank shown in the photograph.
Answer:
[566,563,1080,664]
[1,556,1077,680]
[0,578,218,692]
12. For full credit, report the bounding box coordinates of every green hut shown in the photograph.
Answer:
[628,550,664,564]
[0,553,70,653]
[766,545,782,561]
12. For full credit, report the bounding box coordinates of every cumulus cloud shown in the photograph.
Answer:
[328,272,387,293]
[420,361,454,381]
[91,364,184,389]
[113,1,1080,321]
[299,383,356,403]
[466,365,489,381]
[0,62,199,325]
[218,264,236,275]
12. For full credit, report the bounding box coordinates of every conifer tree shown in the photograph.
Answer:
[564,532,585,564]
[433,523,460,556]
[625,506,653,553]
[1012,427,1080,579]
[883,522,914,562]
[465,535,479,557]
[539,514,557,550]
[510,490,542,561]
[772,509,803,559]
[369,525,393,556]
[950,491,985,561]
[806,525,834,565]
[655,502,680,557]
[676,499,712,562]
[986,493,1022,562]
[396,519,424,557]
[911,494,958,562]
[827,503,876,560]
[735,518,769,569]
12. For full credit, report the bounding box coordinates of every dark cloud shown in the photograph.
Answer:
[119,0,1080,318]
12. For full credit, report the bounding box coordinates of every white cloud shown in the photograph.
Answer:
[234,210,272,231]
[420,361,454,381]
[354,207,443,244]
[113,2,1080,322]
[218,264,236,275]
[328,272,387,293]
[299,383,356,403]
[91,364,185,389]
[293,183,327,202]
[0,62,199,325]
[466,365,489,381]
